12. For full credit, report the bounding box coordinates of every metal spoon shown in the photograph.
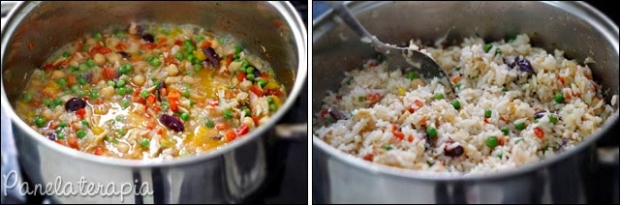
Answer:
[326,1,455,95]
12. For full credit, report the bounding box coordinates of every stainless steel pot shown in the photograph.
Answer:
[312,1,619,203]
[1,1,307,204]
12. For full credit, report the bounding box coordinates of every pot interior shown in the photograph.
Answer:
[2,1,301,106]
[313,1,619,117]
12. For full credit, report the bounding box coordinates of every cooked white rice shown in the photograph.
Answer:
[313,34,617,174]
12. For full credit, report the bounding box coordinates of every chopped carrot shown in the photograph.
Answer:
[95,98,104,105]
[558,76,565,85]
[366,92,381,103]
[102,66,118,80]
[115,42,128,51]
[250,85,263,97]
[94,147,104,155]
[215,122,228,131]
[498,138,505,146]
[146,121,156,130]
[363,153,374,161]
[237,124,249,136]
[408,135,414,142]
[43,63,55,71]
[174,40,183,46]
[146,94,156,105]
[393,131,405,140]
[56,139,66,146]
[157,128,164,135]
[483,118,489,124]
[414,100,424,108]
[391,124,398,131]
[67,74,77,87]
[76,108,86,118]
[252,116,260,125]
[49,121,58,130]
[237,72,247,82]
[68,135,79,149]
[225,130,237,142]
[200,41,212,49]
[451,75,461,83]
[534,127,544,139]
[141,43,157,50]
[152,105,161,113]
[225,90,233,99]
[98,47,112,54]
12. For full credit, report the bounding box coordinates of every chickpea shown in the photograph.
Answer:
[182,76,195,84]
[116,143,129,154]
[51,70,65,80]
[164,64,179,76]
[239,80,252,91]
[132,74,146,86]
[100,86,116,98]
[411,78,426,89]
[41,108,54,120]
[105,52,121,65]
[93,53,106,66]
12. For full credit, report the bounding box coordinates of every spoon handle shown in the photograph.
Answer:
[325,1,372,38]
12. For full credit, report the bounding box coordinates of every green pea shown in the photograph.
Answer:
[269,103,277,112]
[122,99,130,109]
[486,136,498,149]
[247,74,255,82]
[93,32,103,40]
[257,79,268,88]
[116,79,126,88]
[234,45,243,53]
[451,99,461,110]
[502,86,508,92]
[383,145,393,151]
[182,89,190,98]
[175,52,185,60]
[196,36,205,42]
[241,59,249,68]
[427,127,438,138]
[548,115,558,125]
[76,130,86,139]
[180,112,190,121]
[267,96,274,103]
[59,122,68,128]
[77,91,86,98]
[233,53,240,60]
[107,81,116,87]
[433,93,444,100]
[86,59,95,68]
[120,64,132,74]
[243,107,251,117]
[455,83,462,90]
[484,110,492,118]
[69,66,78,72]
[34,117,46,127]
[246,66,255,75]
[554,92,564,103]
[57,79,67,87]
[239,66,247,73]
[82,45,89,52]
[147,56,155,62]
[79,64,89,71]
[78,77,88,85]
[56,133,66,140]
[406,71,418,80]
[115,115,123,122]
[194,64,202,71]
[90,90,99,99]
[53,99,63,107]
[62,51,71,58]
[223,109,233,119]
[501,127,510,135]
[43,98,52,107]
[140,90,150,99]
[484,43,493,53]
[455,66,461,71]
[205,120,215,128]
[23,93,32,102]
[150,59,162,67]
[140,139,150,148]
[81,120,89,127]
[515,122,526,131]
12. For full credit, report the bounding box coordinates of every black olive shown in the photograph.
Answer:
[118,51,131,59]
[156,81,166,102]
[203,47,220,69]
[65,97,86,112]
[328,107,346,121]
[516,57,534,73]
[48,133,57,141]
[253,68,261,78]
[534,110,548,119]
[160,114,184,132]
[142,34,154,43]
[444,145,465,157]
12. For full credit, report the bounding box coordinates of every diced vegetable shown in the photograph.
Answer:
[205,120,215,128]
[406,71,418,80]
[35,117,46,127]
[433,93,444,100]
[486,136,498,149]
[501,127,510,135]
[451,99,461,110]
[515,122,526,131]
[484,43,493,53]
[554,92,564,103]
[76,130,86,139]
[534,127,545,139]
[484,110,492,118]
[180,112,189,121]
[223,109,233,119]
[427,127,437,138]
[548,115,558,124]
[23,93,32,102]
[140,139,150,148]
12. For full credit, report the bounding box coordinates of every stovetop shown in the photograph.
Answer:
[1,1,307,204]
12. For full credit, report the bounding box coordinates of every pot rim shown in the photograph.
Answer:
[312,1,619,181]
[0,1,308,168]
